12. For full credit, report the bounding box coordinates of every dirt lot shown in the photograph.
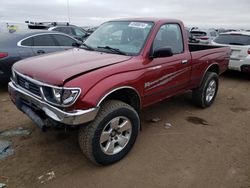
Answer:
[0,71,249,188]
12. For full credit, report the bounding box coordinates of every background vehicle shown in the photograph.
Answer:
[48,25,90,41]
[26,21,90,41]
[81,26,98,34]
[186,29,199,43]
[9,18,230,165]
[0,30,80,83]
[212,31,250,72]
[190,29,218,44]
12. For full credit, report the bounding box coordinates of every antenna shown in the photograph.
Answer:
[67,0,71,23]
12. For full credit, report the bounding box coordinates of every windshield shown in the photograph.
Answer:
[84,21,154,55]
[214,34,250,46]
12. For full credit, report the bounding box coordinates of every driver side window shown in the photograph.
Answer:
[153,24,184,54]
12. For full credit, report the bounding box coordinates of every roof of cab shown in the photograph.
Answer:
[109,17,182,24]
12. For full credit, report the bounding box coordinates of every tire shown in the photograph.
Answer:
[192,71,219,108]
[78,100,140,165]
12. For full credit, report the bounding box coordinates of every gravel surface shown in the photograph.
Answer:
[0,71,249,188]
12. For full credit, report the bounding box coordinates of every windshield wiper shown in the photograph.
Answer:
[229,42,244,46]
[81,43,95,51]
[97,46,127,55]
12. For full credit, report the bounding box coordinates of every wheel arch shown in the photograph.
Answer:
[200,63,219,85]
[97,86,141,112]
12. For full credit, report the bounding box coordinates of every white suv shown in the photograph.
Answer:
[212,32,250,73]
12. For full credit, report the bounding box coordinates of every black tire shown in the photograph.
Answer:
[78,100,140,165]
[192,71,219,108]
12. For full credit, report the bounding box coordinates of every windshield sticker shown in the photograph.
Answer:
[128,22,148,29]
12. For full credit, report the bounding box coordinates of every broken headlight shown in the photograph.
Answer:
[42,86,81,107]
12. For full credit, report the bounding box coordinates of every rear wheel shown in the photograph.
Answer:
[78,100,140,165]
[192,72,219,108]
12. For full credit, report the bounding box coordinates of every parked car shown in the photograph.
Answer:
[190,29,218,44]
[81,26,98,34]
[0,30,81,83]
[186,29,199,43]
[9,18,230,165]
[48,25,90,42]
[212,31,250,72]
[25,21,90,41]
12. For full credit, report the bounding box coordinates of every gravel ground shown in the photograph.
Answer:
[0,71,249,188]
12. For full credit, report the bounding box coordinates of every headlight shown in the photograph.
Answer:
[42,86,81,107]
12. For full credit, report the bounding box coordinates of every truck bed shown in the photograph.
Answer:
[189,43,226,52]
[188,43,231,89]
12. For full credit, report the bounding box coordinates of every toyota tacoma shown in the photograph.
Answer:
[8,18,230,165]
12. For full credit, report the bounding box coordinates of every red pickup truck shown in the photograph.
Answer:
[8,18,230,165]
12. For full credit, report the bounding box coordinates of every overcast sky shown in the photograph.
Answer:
[0,0,249,29]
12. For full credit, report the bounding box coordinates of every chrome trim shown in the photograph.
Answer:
[13,70,81,108]
[97,86,141,108]
[9,82,98,125]
[14,70,61,88]
[41,87,81,108]
[17,33,77,48]
[11,77,43,100]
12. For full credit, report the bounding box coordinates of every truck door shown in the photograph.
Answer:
[143,23,191,105]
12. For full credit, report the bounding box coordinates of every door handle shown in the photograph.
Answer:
[181,60,188,64]
[147,65,162,71]
[37,50,45,54]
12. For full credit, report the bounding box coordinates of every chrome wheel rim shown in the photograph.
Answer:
[206,80,216,103]
[100,116,132,155]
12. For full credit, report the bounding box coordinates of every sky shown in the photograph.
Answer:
[0,0,250,29]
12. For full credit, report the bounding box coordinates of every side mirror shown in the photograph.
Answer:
[85,33,90,37]
[151,47,173,58]
[72,41,83,47]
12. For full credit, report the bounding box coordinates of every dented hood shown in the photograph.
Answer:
[14,48,132,85]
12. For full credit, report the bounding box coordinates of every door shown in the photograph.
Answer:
[31,34,61,55]
[52,34,77,50]
[143,23,191,105]
[17,37,35,58]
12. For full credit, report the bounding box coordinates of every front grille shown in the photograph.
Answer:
[16,74,41,97]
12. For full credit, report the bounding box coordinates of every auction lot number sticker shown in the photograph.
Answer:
[128,22,148,28]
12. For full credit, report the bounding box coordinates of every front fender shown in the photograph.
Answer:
[65,70,144,110]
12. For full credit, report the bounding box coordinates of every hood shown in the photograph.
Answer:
[14,48,132,85]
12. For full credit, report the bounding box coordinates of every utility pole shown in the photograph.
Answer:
[67,0,71,23]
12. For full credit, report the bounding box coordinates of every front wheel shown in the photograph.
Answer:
[78,100,140,165]
[192,72,219,108]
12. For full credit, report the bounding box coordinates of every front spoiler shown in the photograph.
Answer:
[8,81,99,126]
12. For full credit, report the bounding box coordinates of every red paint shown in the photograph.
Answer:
[13,18,230,110]
[0,52,8,59]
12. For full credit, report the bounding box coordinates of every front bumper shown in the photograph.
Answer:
[8,81,99,126]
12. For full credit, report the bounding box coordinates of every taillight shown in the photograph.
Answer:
[198,37,209,40]
[0,52,8,59]
[248,49,250,55]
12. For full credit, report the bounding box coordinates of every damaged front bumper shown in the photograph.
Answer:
[8,81,99,127]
